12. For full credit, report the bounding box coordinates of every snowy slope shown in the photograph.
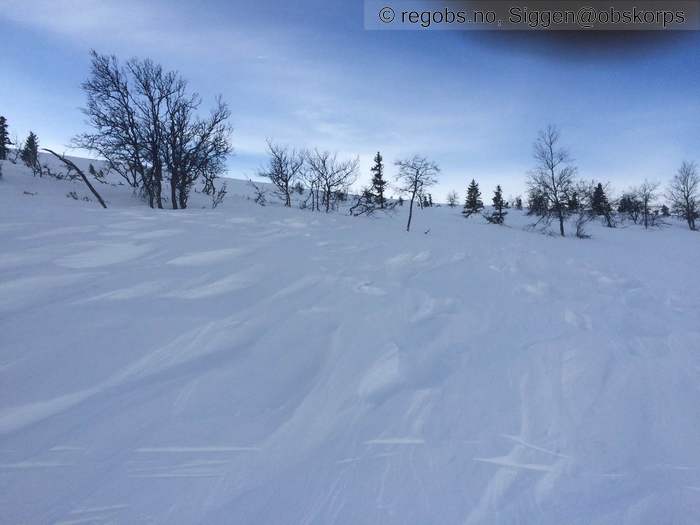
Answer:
[1,158,699,524]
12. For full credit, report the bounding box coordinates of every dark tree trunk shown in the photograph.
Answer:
[154,170,163,209]
[170,171,179,210]
[43,149,107,209]
[178,181,188,209]
[406,191,416,232]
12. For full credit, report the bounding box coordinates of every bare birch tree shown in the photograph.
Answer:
[259,140,305,207]
[305,149,358,212]
[527,125,577,236]
[667,161,699,231]
[395,155,439,232]
[75,50,231,209]
[634,180,660,229]
[74,51,152,198]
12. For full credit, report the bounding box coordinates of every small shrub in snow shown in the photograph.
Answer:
[248,179,267,206]
[349,188,376,216]
[210,182,227,209]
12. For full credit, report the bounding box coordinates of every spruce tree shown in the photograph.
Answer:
[0,116,10,160]
[486,185,507,224]
[567,191,579,212]
[370,151,387,209]
[591,182,615,227]
[462,179,483,217]
[591,183,611,216]
[20,131,39,169]
[493,185,506,223]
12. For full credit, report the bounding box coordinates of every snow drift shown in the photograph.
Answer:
[1,157,699,524]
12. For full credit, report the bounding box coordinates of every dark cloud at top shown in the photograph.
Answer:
[461,30,698,62]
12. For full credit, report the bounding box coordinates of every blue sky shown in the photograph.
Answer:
[1,0,699,200]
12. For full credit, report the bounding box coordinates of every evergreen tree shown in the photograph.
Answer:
[567,191,580,212]
[0,116,10,160]
[527,188,548,216]
[591,183,611,216]
[427,193,433,207]
[660,204,670,217]
[462,179,483,217]
[370,151,387,209]
[590,182,615,227]
[20,131,39,169]
[486,185,507,224]
[514,196,523,210]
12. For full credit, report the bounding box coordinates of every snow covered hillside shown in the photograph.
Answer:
[1,159,699,524]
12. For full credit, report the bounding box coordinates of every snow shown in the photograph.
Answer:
[1,156,699,524]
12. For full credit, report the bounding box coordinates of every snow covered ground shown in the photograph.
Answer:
[1,157,699,524]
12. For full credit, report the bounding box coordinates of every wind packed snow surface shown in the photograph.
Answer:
[1,158,699,524]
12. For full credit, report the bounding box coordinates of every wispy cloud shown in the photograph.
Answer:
[3,0,698,198]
